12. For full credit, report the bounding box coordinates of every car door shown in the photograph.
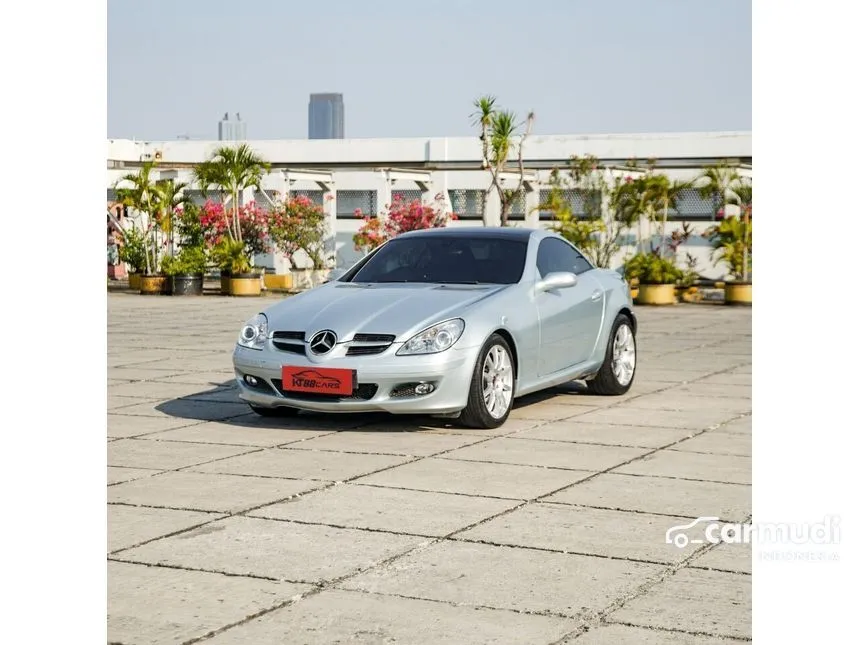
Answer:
[535,238,605,375]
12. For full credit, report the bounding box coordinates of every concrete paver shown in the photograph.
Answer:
[609,568,751,639]
[106,294,752,643]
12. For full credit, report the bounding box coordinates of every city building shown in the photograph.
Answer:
[308,93,344,139]
[217,112,247,141]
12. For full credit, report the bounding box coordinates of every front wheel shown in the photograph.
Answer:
[249,404,300,417]
[459,334,515,429]
[587,313,637,395]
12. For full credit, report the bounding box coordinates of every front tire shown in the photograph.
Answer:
[459,334,515,429]
[587,313,636,395]
[249,404,300,417]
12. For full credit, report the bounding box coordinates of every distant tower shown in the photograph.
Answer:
[218,112,247,141]
[308,93,344,139]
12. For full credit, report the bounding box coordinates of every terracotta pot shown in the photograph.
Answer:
[635,284,677,305]
[128,272,142,290]
[725,282,752,305]
[228,273,262,296]
[139,274,169,295]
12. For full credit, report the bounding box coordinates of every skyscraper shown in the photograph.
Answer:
[218,112,247,141]
[308,93,344,139]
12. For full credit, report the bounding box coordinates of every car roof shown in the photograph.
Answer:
[395,226,539,242]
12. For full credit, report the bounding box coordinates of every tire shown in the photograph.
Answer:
[459,334,515,429]
[587,313,637,395]
[249,404,300,417]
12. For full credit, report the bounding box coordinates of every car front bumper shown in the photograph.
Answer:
[232,343,479,414]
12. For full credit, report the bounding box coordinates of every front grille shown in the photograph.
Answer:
[346,345,389,356]
[271,379,378,402]
[273,331,305,340]
[272,331,305,354]
[353,333,395,343]
[347,332,395,357]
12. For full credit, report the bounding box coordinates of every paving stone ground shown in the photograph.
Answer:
[107,293,752,645]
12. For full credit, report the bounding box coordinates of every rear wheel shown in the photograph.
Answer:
[587,313,636,395]
[459,334,515,429]
[249,404,300,417]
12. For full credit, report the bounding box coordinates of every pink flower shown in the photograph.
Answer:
[625,176,633,183]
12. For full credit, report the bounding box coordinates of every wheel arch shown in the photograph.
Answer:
[487,327,519,379]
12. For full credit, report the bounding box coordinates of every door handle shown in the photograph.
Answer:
[591,290,603,301]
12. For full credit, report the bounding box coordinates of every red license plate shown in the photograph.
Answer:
[281,366,356,396]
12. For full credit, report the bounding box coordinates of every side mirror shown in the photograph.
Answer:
[536,271,578,292]
[324,268,347,283]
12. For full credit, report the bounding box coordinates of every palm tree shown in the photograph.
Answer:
[696,162,741,218]
[471,96,535,227]
[151,179,190,258]
[193,143,270,243]
[645,176,692,257]
[114,161,158,274]
[726,180,752,281]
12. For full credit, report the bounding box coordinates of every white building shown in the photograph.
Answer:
[106,131,752,277]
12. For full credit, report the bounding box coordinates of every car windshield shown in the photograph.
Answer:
[348,236,528,284]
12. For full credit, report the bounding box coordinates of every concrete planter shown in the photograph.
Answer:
[635,284,677,305]
[725,282,752,305]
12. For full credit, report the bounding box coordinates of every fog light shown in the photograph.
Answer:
[415,382,435,395]
[244,374,259,387]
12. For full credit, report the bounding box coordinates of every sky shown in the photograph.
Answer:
[107,0,751,141]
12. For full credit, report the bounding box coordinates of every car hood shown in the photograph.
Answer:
[264,282,507,340]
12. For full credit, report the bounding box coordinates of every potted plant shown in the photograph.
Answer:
[194,144,271,296]
[211,238,260,296]
[116,225,147,290]
[268,194,331,290]
[161,247,207,295]
[624,251,683,305]
[705,214,752,305]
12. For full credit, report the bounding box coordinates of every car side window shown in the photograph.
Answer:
[536,238,593,277]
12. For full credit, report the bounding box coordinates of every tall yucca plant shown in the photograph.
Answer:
[194,143,270,243]
[471,95,534,227]
[115,161,158,274]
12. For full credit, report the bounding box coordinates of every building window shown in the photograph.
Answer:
[289,189,325,206]
[448,189,485,221]
[538,189,600,220]
[390,189,422,205]
[337,190,377,219]
[508,189,526,220]
[669,188,720,221]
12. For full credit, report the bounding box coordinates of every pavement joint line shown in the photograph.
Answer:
[436,455,626,473]
[593,621,752,643]
[664,446,752,458]
[447,536,679,567]
[601,471,751,486]
[687,564,751,576]
[334,480,527,502]
[536,500,748,524]
[107,557,298,584]
[333,587,588,622]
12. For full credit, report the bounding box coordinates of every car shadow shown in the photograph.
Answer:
[153,380,467,432]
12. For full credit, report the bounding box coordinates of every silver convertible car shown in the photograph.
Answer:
[232,227,637,429]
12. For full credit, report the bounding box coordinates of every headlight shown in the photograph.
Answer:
[397,319,465,356]
[238,313,268,350]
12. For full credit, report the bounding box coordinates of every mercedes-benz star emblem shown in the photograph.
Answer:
[309,330,337,355]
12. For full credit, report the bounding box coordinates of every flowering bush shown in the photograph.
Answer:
[268,195,329,269]
[199,200,271,268]
[353,193,456,253]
